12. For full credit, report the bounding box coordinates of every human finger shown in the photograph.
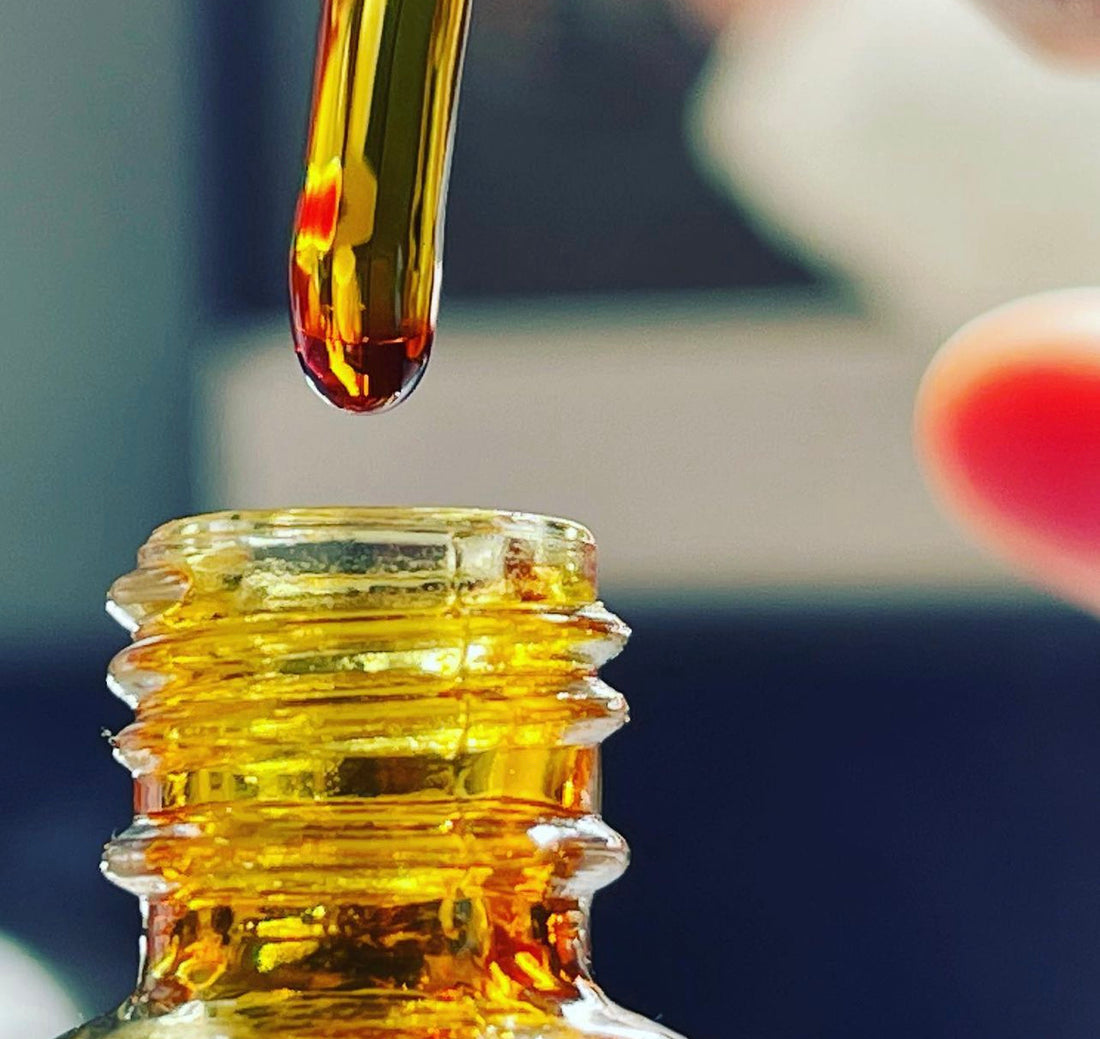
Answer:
[915,289,1100,614]
[976,0,1100,62]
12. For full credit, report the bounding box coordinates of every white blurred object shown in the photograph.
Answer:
[691,0,1100,333]
[0,933,81,1039]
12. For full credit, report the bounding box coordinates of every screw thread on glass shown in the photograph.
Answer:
[63,508,686,1039]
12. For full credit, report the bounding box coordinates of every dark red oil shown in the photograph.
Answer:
[291,325,433,415]
[948,362,1100,550]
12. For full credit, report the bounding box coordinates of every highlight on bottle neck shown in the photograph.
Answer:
[102,508,631,1014]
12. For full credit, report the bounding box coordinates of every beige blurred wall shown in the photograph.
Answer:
[194,295,1017,600]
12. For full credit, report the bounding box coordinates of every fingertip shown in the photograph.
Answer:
[978,0,1100,66]
[916,289,1100,612]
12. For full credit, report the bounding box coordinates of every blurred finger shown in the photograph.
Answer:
[915,289,1100,614]
[977,0,1100,61]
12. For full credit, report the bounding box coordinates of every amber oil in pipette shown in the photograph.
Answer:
[290,0,471,413]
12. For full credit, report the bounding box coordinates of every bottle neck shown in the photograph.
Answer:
[134,833,607,1014]
[118,748,623,1011]
[102,510,629,1018]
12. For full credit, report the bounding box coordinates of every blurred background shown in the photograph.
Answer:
[4,0,1100,1036]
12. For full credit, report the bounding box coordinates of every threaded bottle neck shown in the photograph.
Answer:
[102,509,631,1017]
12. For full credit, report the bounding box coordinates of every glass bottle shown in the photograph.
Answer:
[61,507,687,1039]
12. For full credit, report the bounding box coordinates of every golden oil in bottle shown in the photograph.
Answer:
[61,508,687,1039]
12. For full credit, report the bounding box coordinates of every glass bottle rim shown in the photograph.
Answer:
[145,506,594,552]
[113,507,602,634]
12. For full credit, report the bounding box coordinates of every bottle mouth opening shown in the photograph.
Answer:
[111,507,601,636]
[145,507,595,555]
